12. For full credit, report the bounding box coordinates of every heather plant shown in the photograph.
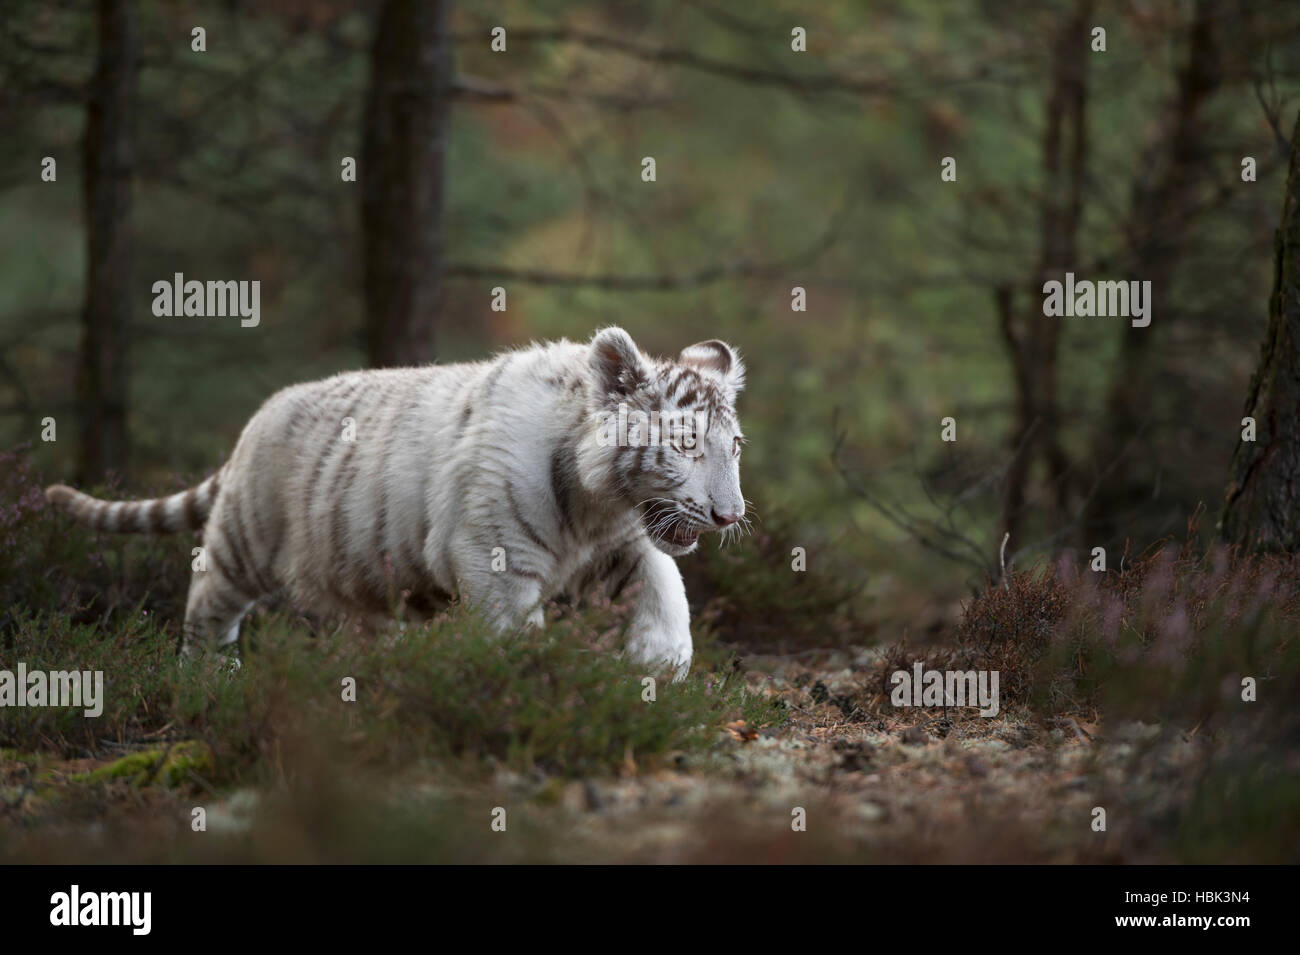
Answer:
[0,444,191,633]
[951,524,1300,724]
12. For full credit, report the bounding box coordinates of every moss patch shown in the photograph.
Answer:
[70,742,214,788]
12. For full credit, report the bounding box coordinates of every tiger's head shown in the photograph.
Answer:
[582,326,747,556]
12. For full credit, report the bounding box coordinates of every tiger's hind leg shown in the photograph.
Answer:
[179,490,277,664]
[180,561,257,661]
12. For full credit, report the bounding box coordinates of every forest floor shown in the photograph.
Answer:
[0,641,1215,864]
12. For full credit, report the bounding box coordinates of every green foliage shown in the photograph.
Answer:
[0,608,180,753]
[2,604,780,781]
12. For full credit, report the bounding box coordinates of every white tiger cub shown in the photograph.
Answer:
[45,327,747,681]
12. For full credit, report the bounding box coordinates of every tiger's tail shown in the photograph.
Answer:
[44,470,222,534]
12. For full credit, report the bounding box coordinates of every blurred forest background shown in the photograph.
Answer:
[3,0,1300,638]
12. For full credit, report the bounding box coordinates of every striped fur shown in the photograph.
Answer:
[45,472,222,534]
[44,327,747,680]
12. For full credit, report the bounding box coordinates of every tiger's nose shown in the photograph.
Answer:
[711,508,742,527]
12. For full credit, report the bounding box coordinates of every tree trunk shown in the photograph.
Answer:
[76,0,137,482]
[999,0,1090,548]
[1082,0,1220,547]
[361,0,451,368]
[1221,110,1300,550]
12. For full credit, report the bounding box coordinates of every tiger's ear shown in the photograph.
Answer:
[589,327,651,404]
[679,339,745,401]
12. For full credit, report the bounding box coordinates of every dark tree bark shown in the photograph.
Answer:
[76,0,137,482]
[1082,0,1220,546]
[1221,110,1300,551]
[361,0,452,368]
[998,0,1091,547]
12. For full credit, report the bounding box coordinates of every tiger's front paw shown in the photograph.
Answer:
[625,628,693,683]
